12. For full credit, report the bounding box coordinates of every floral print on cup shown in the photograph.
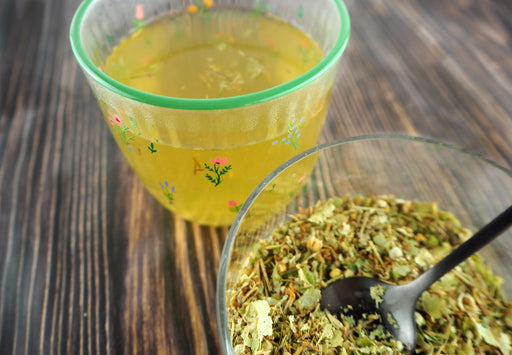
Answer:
[107,110,135,153]
[133,4,145,30]
[272,117,304,151]
[187,0,214,14]
[205,157,232,186]
[228,199,241,213]
[228,199,251,217]
[158,181,175,204]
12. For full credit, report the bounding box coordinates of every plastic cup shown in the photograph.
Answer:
[70,0,350,225]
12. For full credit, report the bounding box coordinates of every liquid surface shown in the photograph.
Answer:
[101,8,327,225]
[104,9,322,98]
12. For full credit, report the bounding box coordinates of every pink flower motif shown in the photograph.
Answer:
[135,5,145,20]
[228,200,238,207]
[107,111,115,125]
[211,157,228,165]
[113,115,122,126]
[107,111,123,127]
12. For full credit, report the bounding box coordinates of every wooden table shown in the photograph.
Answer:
[1,0,511,353]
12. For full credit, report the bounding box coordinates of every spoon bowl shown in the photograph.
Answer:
[320,205,512,352]
[321,277,417,350]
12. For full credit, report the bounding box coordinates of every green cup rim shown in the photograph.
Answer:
[69,0,350,110]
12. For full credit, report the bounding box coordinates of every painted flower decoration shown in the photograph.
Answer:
[133,4,145,30]
[211,157,228,165]
[187,4,198,13]
[106,109,135,152]
[187,0,214,14]
[108,111,122,127]
[228,199,251,216]
[158,180,175,204]
[205,157,232,186]
[272,117,304,151]
[135,4,144,20]
[229,199,241,213]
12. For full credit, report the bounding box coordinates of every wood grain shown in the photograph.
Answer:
[1,0,511,354]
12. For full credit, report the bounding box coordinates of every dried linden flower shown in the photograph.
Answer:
[228,195,512,354]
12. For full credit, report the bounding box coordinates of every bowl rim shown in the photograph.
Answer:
[215,133,512,354]
[69,0,351,110]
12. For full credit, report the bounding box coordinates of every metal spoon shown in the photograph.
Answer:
[320,205,512,352]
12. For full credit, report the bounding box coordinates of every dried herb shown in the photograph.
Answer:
[228,195,512,354]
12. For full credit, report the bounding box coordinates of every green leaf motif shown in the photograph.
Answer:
[204,161,232,187]
[147,142,157,153]
[297,4,304,18]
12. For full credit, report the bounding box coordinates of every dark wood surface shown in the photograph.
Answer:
[1,0,512,354]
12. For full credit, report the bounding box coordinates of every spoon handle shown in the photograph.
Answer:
[410,204,512,294]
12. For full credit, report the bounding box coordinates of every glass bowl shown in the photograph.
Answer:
[216,134,512,354]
